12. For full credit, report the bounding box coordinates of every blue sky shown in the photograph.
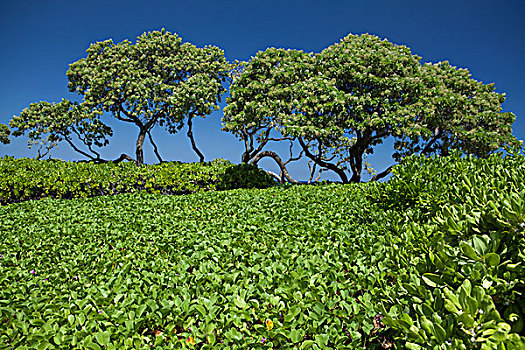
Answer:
[1,0,524,181]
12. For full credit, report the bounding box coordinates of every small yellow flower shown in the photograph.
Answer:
[187,336,195,345]
[266,319,274,331]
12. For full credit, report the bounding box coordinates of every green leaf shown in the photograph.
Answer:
[300,340,316,349]
[290,329,301,343]
[433,323,447,343]
[207,333,216,345]
[484,253,500,267]
[421,273,441,288]
[195,305,207,318]
[461,242,480,260]
[95,331,110,347]
[85,342,102,350]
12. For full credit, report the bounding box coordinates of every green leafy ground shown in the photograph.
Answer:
[1,183,394,349]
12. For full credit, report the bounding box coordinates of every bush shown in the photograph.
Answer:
[372,150,525,349]
[0,157,276,204]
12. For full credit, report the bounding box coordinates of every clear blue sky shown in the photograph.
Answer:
[1,0,524,181]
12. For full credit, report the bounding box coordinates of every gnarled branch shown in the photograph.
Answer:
[249,150,299,184]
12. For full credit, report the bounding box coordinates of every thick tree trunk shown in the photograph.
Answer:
[241,131,253,164]
[241,152,250,164]
[187,115,205,163]
[249,150,299,184]
[349,154,363,183]
[135,128,147,165]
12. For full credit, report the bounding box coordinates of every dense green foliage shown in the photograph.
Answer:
[0,157,275,204]
[0,123,11,144]
[373,151,525,349]
[10,30,231,164]
[1,182,393,349]
[223,34,519,183]
[0,152,524,349]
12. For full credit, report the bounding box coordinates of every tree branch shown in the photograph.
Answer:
[308,161,317,184]
[298,137,349,183]
[248,127,272,160]
[148,130,163,163]
[112,153,135,163]
[119,105,143,126]
[63,135,100,162]
[370,164,394,182]
[249,150,299,184]
[71,127,102,159]
[186,114,205,162]
[115,110,136,123]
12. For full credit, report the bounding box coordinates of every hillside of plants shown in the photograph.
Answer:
[1,151,524,349]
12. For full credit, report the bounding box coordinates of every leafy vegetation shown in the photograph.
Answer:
[1,181,392,349]
[223,34,519,183]
[0,152,524,349]
[374,150,525,349]
[0,157,275,205]
[10,29,231,164]
[0,123,10,144]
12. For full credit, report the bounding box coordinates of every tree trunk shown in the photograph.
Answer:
[187,115,205,163]
[349,153,363,183]
[135,128,147,165]
[249,150,299,184]
[241,131,253,163]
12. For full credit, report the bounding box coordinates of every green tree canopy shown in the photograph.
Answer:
[10,99,115,161]
[11,29,231,164]
[224,33,519,183]
[0,123,11,145]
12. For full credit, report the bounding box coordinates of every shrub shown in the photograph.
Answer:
[373,150,525,349]
[0,157,276,204]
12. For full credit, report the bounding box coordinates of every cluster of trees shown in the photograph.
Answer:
[2,30,519,182]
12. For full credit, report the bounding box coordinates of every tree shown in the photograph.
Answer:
[11,29,231,164]
[287,34,424,183]
[9,99,120,161]
[225,34,519,183]
[0,123,10,144]
[223,48,315,183]
[303,34,519,182]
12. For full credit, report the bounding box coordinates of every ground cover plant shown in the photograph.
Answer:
[1,152,524,349]
[0,157,275,205]
[2,182,397,349]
